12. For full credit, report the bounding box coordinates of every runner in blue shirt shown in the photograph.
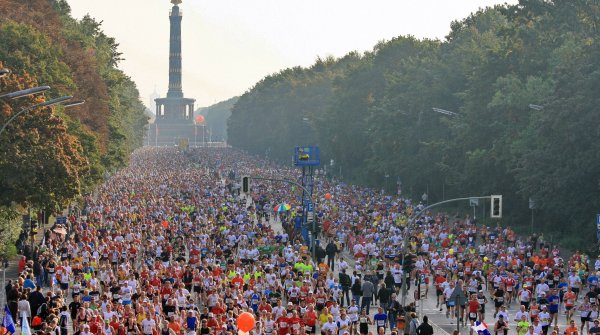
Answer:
[588,273,599,291]
[373,307,387,332]
[547,289,560,327]
[250,292,261,313]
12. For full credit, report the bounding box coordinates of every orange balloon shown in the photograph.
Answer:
[236,312,255,332]
[195,115,205,124]
[325,193,332,200]
[161,220,169,228]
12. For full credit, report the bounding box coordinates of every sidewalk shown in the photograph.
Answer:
[0,215,55,306]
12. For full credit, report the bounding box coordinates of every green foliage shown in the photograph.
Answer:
[0,206,21,257]
[59,13,147,169]
[229,63,346,160]
[227,0,600,249]
[0,20,76,96]
[0,70,89,211]
[0,0,147,210]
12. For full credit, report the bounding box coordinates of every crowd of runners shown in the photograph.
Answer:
[3,147,599,335]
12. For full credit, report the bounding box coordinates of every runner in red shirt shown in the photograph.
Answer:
[259,298,273,314]
[206,313,221,332]
[160,282,173,301]
[276,312,290,335]
[288,310,304,334]
[303,305,317,334]
[304,293,316,306]
[468,294,480,328]
[434,274,447,310]
[503,276,516,305]
[231,274,244,289]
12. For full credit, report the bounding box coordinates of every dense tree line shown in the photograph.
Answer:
[228,0,600,249]
[0,0,148,252]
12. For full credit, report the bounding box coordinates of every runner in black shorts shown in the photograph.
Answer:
[477,290,488,322]
[493,285,506,318]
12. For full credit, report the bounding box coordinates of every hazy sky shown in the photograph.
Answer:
[68,0,516,109]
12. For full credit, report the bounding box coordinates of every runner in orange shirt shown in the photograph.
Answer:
[564,287,577,323]
[564,320,579,335]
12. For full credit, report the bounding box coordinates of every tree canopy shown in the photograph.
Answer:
[0,0,148,211]
[227,0,600,250]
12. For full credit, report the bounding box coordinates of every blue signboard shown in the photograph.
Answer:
[294,146,320,166]
[56,217,67,224]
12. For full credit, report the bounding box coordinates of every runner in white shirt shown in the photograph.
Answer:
[514,305,530,323]
[321,320,337,335]
[141,315,156,335]
[497,305,510,322]
[347,302,359,334]
[538,306,551,334]
[335,312,351,335]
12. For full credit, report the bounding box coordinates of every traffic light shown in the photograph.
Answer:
[30,220,38,236]
[490,195,502,218]
[403,253,417,273]
[241,176,250,194]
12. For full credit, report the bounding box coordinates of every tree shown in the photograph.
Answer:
[0,68,88,210]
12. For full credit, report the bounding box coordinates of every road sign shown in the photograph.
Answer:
[294,146,320,166]
[307,202,314,212]
[597,230,600,240]
[469,198,479,207]
[529,198,537,210]
[597,214,600,230]
[307,211,314,223]
[449,287,466,305]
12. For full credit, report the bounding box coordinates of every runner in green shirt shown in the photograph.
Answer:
[517,315,530,335]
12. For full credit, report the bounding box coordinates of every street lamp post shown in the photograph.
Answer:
[0,95,78,137]
[528,104,544,111]
[0,69,10,78]
[0,95,85,252]
[400,195,497,305]
[432,107,459,116]
[0,86,50,100]
[529,197,536,234]
[384,173,390,194]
